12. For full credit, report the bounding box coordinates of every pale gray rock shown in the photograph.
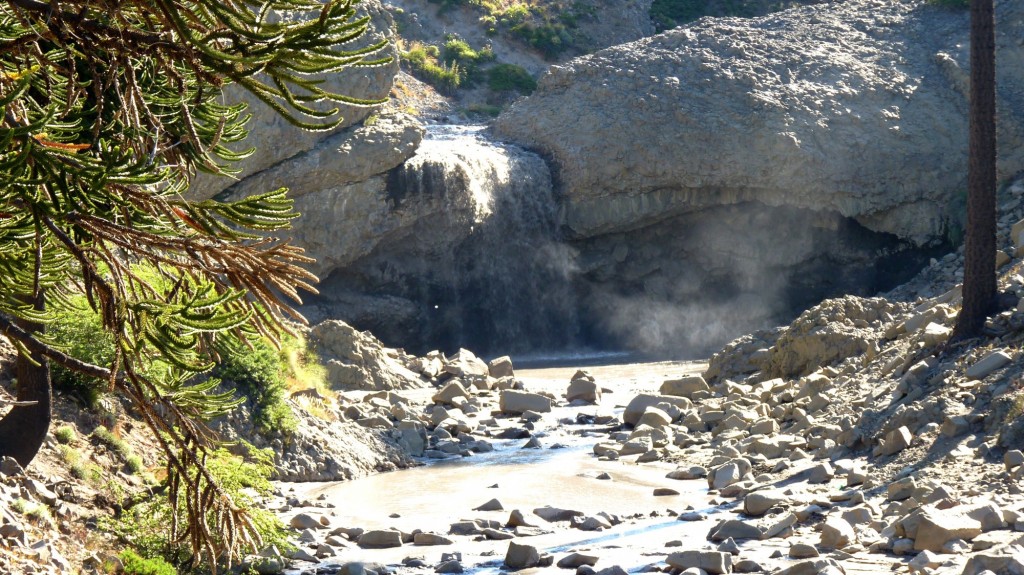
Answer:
[188,0,398,200]
[499,390,553,414]
[914,510,983,552]
[496,1,1024,245]
[358,529,404,548]
[623,394,691,426]
[312,320,426,391]
[966,350,1013,380]
[665,551,732,575]
[557,553,599,568]
[413,532,453,546]
[660,375,710,398]
[488,356,515,379]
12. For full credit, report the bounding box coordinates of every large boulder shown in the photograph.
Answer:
[311,320,427,391]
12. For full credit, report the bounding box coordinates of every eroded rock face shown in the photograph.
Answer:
[189,0,400,200]
[481,0,1024,354]
[495,0,1024,245]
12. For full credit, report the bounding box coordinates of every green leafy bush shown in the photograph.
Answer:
[46,299,115,407]
[119,550,178,575]
[488,64,537,93]
[104,448,291,569]
[403,43,463,94]
[214,336,296,436]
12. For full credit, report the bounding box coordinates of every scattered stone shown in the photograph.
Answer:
[653,488,680,496]
[709,519,762,541]
[744,491,784,516]
[788,543,819,559]
[358,529,404,548]
[507,509,535,528]
[413,532,454,546]
[966,350,1013,379]
[660,375,710,398]
[534,506,584,522]
[500,390,552,414]
[558,553,599,569]
[819,517,856,549]
[914,510,983,552]
[475,498,504,512]
[436,560,464,573]
[880,426,913,456]
[567,371,601,403]
[665,551,732,575]
[290,513,326,530]
[489,356,515,379]
[667,466,707,480]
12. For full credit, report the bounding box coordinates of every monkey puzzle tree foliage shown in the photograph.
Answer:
[953,0,997,339]
[0,0,388,566]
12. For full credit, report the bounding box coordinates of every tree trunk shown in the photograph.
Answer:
[0,295,51,468]
[954,0,998,340]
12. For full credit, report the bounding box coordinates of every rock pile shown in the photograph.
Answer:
[0,457,77,575]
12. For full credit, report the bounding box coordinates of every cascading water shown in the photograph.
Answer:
[314,125,580,356]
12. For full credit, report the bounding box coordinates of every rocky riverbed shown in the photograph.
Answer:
[235,177,1024,575]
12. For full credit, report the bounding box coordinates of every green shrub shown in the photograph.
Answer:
[54,425,76,445]
[403,44,463,95]
[47,299,115,407]
[93,425,132,459]
[119,550,178,575]
[487,64,537,93]
[104,448,292,569]
[214,336,296,436]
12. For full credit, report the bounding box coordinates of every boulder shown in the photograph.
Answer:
[505,542,541,569]
[432,381,471,405]
[557,553,599,569]
[312,320,425,391]
[445,349,490,378]
[567,376,601,404]
[914,510,983,552]
[819,517,856,549]
[488,356,515,379]
[358,530,404,548]
[534,506,584,522]
[623,394,691,426]
[665,551,732,575]
[500,390,553,414]
[660,376,710,398]
[413,533,453,546]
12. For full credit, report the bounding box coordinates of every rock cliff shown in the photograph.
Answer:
[189,0,401,200]
[495,0,1024,245]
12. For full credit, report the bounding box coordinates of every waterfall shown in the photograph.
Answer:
[316,125,580,356]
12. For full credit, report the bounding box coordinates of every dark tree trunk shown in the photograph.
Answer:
[0,295,51,468]
[954,0,998,340]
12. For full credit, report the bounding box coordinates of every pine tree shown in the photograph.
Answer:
[0,0,389,566]
[953,0,997,339]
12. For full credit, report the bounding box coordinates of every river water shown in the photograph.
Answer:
[280,360,726,573]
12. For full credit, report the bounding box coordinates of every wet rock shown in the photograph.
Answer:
[358,529,404,548]
[475,498,504,512]
[709,519,762,541]
[665,551,732,575]
[577,515,612,531]
[505,542,541,569]
[436,560,464,573]
[558,553,600,569]
[667,466,708,480]
[499,390,552,415]
[522,437,543,449]
[534,506,584,522]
